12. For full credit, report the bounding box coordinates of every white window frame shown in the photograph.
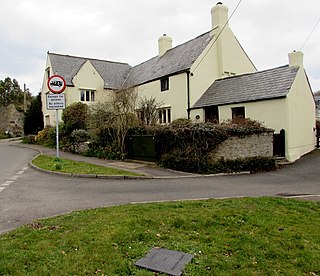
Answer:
[80,89,96,102]
[158,107,171,124]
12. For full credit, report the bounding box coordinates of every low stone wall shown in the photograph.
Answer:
[212,132,274,160]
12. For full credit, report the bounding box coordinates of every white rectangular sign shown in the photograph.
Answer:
[46,93,66,110]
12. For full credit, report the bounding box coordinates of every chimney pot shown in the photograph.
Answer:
[289,51,304,68]
[211,3,229,31]
[158,34,172,56]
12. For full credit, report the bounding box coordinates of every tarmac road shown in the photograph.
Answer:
[0,140,319,234]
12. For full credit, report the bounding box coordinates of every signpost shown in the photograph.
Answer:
[47,75,66,158]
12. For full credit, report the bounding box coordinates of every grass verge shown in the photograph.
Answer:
[31,154,142,177]
[0,197,319,275]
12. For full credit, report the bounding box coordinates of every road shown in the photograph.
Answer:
[0,142,319,234]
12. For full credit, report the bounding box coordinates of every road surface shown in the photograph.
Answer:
[0,142,319,234]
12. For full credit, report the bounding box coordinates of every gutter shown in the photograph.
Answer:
[186,71,191,119]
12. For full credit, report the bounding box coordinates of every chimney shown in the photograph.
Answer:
[211,2,229,30]
[289,51,304,67]
[158,34,172,56]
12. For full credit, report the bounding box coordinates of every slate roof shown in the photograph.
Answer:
[124,32,212,87]
[192,65,299,108]
[48,31,213,90]
[49,53,132,90]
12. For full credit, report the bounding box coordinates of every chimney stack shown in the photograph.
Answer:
[289,51,304,68]
[211,2,229,31]
[158,34,172,56]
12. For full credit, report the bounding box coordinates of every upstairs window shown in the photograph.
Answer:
[80,89,95,102]
[160,77,169,92]
[232,106,245,119]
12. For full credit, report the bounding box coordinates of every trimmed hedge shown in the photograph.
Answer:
[160,153,276,174]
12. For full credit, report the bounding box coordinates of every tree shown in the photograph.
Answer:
[0,77,31,109]
[24,93,44,135]
[86,87,139,158]
[111,87,139,156]
[137,96,162,126]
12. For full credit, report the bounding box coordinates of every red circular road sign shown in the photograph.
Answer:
[47,75,66,94]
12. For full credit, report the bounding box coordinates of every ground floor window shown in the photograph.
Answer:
[232,106,245,119]
[205,106,219,123]
[80,89,95,102]
[45,115,50,126]
[158,108,171,124]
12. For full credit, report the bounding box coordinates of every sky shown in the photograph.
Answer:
[0,0,319,95]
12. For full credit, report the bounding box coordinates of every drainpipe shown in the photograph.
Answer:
[186,71,191,119]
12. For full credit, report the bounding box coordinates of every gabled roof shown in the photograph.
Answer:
[48,53,132,89]
[192,65,299,109]
[48,31,213,90]
[124,32,213,87]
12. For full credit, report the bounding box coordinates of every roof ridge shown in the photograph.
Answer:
[48,52,130,66]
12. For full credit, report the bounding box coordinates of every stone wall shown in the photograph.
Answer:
[0,104,24,137]
[212,132,274,160]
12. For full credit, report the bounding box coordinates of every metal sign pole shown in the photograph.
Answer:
[56,109,59,158]
[47,75,66,159]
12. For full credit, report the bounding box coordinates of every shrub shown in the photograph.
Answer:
[35,127,56,147]
[62,102,88,135]
[84,142,123,160]
[0,132,11,139]
[22,135,36,144]
[160,152,276,174]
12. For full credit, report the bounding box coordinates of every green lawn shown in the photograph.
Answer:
[32,154,142,177]
[0,197,319,275]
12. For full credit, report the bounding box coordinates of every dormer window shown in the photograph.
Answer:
[160,77,169,92]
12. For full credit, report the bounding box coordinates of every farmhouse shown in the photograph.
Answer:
[41,2,316,162]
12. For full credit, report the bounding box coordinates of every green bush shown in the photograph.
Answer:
[35,127,56,147]
[84,142,123,160]
[21,135,36,144]
[160,152,276,174]
[62,102,88,135]
[0,132,11,139]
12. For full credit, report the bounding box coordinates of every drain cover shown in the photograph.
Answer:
[135,248,194,276]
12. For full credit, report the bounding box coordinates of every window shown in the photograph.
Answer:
[205,106,219,123]
[160,77,169,92]
[46,68,50,79]
[80,89,95,102]
[158,108,171,124]
[232,106,245,119]
[45,115,50,126]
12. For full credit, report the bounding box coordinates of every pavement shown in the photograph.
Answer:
[8,139,200,179]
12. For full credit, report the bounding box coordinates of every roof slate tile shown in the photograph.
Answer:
[192,65,299,108]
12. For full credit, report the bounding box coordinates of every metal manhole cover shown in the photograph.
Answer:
[135,248,194,276]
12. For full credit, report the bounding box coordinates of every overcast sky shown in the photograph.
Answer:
[0,0,319,94]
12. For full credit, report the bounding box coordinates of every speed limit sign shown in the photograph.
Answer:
[47,75,66,94]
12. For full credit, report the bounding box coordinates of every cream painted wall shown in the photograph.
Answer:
[136,24,258,121]
[189,26,256,108]
[41,59,111,126]
[136,73,188,121]
[217,99,288,133]
[286,68,316,162]
[192,68,316,162]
